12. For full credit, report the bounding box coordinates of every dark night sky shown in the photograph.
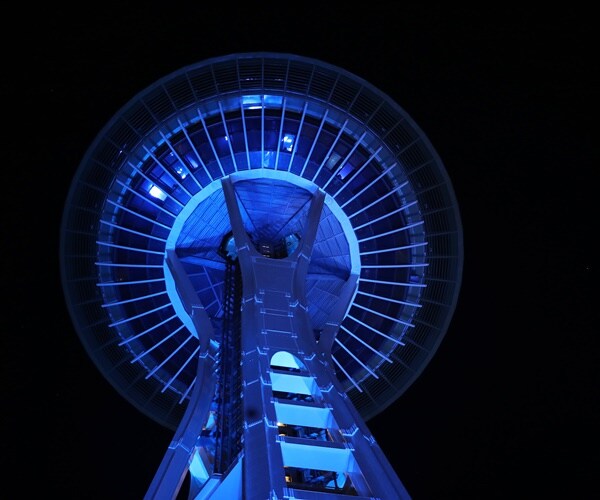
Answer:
[4,5,596,499]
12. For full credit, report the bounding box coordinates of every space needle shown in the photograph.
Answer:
[60,52,463,499]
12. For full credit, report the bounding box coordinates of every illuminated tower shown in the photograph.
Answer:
[60,52,463,499]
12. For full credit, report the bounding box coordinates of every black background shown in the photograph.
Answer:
[4,5,596,499]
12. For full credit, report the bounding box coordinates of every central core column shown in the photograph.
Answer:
[222,175,326,499]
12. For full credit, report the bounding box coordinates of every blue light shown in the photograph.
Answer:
[148,184,167,200]
[281,134,295,152]
[325,152,340,170]
[337,163,354,180]
[175,165,188,179]
[284,233,299,255]
[225,236,237,260]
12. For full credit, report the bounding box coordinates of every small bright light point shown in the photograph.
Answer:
[281,134,295,152]
[175,166,188,179]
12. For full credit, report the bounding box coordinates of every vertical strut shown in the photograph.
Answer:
[213,260,243,474]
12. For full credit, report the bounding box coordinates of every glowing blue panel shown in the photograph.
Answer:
[149,184,167,200]
[270,351,304,370]
[274,402,335,429]
[280,442,356,472]
[270,372,319,396]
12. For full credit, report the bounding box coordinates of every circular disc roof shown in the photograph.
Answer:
[60,52,463,430]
